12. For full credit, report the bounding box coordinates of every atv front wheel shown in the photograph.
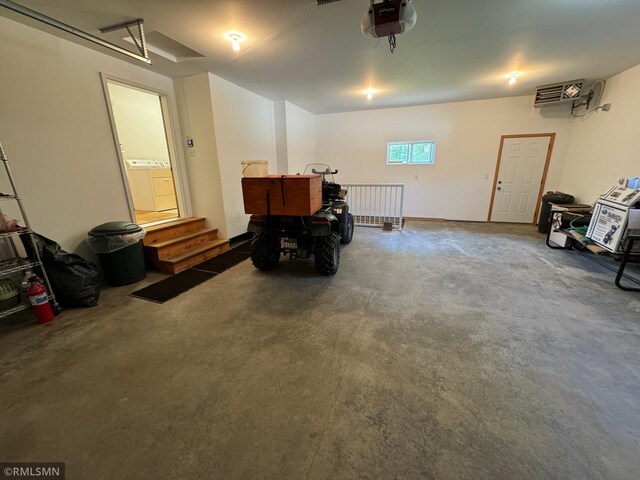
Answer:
[251,235,280,271]
[340,213,354,245]
[315,233,340,275]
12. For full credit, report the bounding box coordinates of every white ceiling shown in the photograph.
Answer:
[3,0,640,114]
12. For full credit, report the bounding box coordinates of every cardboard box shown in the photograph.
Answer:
[602,186,640,206]
[242,175,322,216]
[586,200,628,252]
[629,209,640,229]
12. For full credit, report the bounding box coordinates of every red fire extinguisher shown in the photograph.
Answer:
[27,277,54,324]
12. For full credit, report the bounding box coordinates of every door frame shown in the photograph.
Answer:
[99,73,192,226]
[487,133,556,224]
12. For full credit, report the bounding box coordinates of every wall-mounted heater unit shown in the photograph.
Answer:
[533,80,584,107]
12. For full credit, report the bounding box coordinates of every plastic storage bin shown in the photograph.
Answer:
[88,222,146,286]
[241,160,268,177]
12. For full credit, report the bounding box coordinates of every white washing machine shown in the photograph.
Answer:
[125,159,177,211]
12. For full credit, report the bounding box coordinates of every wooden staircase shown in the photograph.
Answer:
[143,217,230,274]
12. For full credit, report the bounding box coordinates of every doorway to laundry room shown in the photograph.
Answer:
[104,80,181,226]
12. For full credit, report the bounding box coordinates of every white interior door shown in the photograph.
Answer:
[490,136,551,223]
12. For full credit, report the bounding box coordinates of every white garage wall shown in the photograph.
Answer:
[209,74,277,238]
[0,16,183,259]
[302,96,574,221]
[274,101,289,174]
[559,64,640,203]
[5,11,634,257]
[284,102,316,171]
[174,74,227,237]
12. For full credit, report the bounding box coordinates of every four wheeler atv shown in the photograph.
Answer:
[247,164,354,275]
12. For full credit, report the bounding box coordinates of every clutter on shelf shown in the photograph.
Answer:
[546,177,640,291]
[0,140,60,320]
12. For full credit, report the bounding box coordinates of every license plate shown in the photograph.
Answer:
[281,237,297,249]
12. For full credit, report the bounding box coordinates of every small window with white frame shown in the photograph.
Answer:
[387,141,436,165]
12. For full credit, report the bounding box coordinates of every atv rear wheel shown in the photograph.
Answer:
[251,235,280,271]
[340,213,354,244]
[315,232,340,275]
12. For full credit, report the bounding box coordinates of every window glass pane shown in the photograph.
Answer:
[410,142,433,163]
[388,143,410,163]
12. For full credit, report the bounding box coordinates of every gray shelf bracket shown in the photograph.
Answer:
[99,18,148,60]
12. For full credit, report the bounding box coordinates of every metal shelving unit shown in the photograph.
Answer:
[0,140,60,319]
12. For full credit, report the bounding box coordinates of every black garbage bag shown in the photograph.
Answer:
[21,234,100,308]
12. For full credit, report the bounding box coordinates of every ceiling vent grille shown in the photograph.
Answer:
[534,80,584,107]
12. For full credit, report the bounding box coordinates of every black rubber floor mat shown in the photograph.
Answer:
[191,248,251,273]
[130,269,216,304]
[229,239,252,253]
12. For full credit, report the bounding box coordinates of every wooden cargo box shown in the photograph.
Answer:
[242,175,322,216]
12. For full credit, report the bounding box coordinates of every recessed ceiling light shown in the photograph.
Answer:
[225,32,245,52]
[364,88,376,100]
[507,72,521,85]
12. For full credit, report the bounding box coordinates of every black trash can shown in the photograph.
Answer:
[88,222,146,286]
[538,192,575,234]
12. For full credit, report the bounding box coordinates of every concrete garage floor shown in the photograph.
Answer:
[1,222,639,480]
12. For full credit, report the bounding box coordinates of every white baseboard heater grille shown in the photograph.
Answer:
[342,183,404,230]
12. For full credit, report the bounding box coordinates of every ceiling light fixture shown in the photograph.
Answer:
[364,88,376,100]
[225,32,245,52]
[507,72,521,85]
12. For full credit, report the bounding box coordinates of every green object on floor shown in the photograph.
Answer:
[0,279,20,311]
[568,218,594,243]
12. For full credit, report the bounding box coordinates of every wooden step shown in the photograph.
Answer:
[143,217,206,245]
[144,228,219,261]
[156,239,230,274]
